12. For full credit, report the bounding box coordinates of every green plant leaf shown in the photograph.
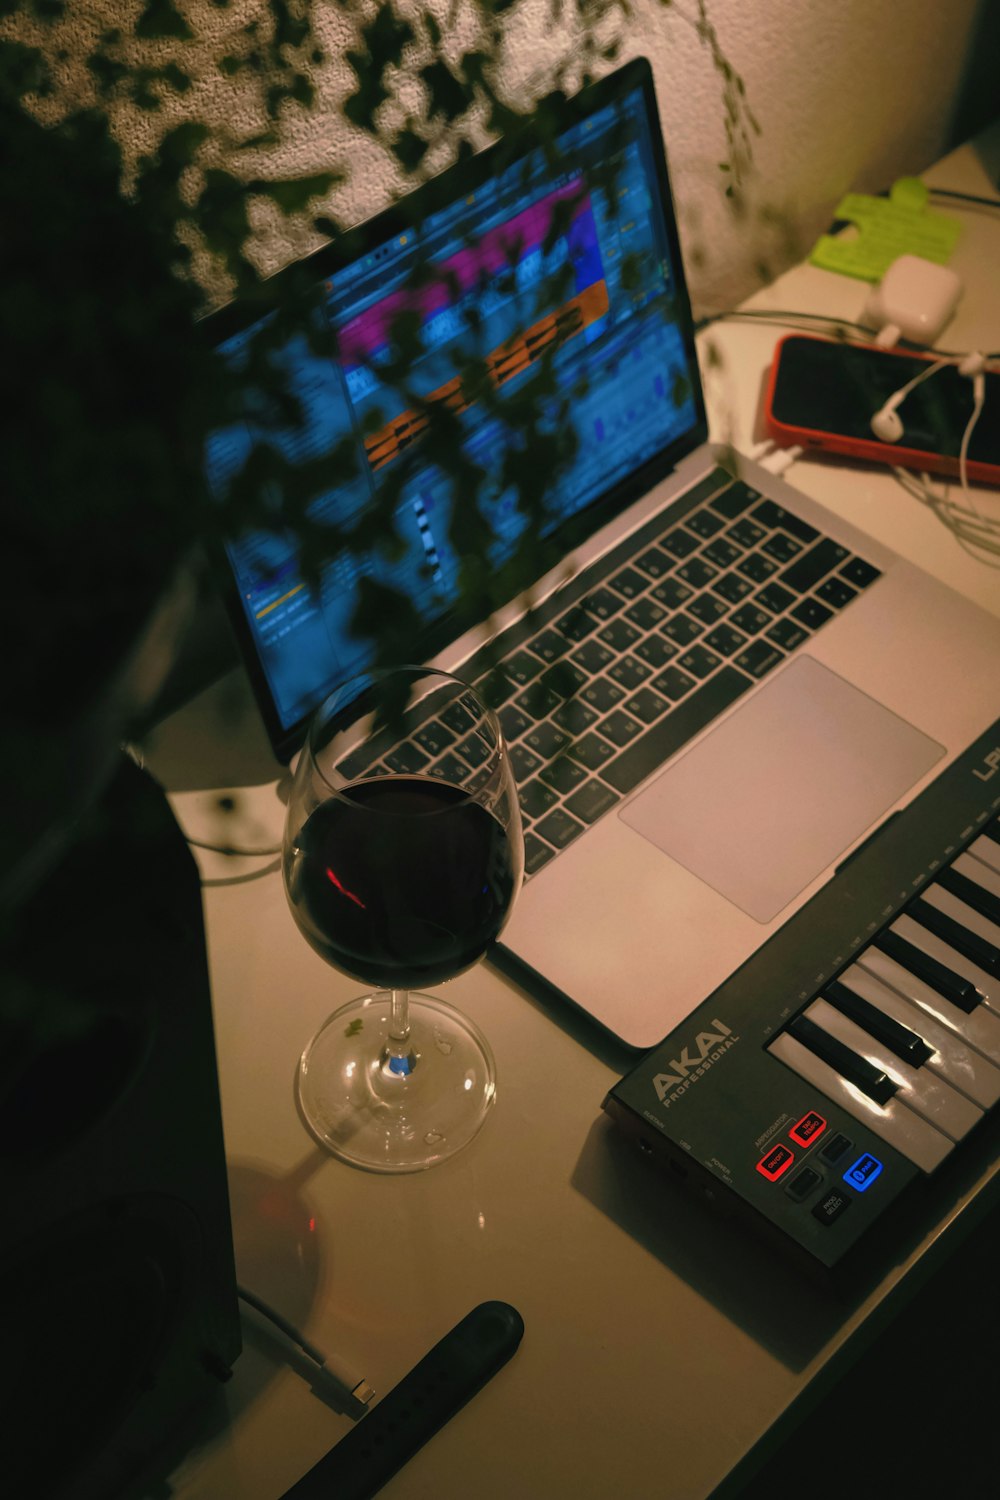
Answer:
[460,50,490,86]
[158,62,191,92]
[343,48,390,132]
[0,39,50,101]
[247,171,342,216]
[157,120,211,171]
[265,74,316,115]
[87,50,129,96]
[134,0,194,42]
[350,576,424,670]
[361,3,415,71]
[126,62,192,109]
[420,58,470,123]
[195,168,252,264]
[131,74,164,112]
[390,125,429,173]
[387,307,425,366]
[620,250,642,291]
[290,72,314,106]
[270,0,310,52]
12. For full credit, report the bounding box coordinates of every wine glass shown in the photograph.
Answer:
[282,665,524,1172]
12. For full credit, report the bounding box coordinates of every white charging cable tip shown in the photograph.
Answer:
[958,350,986,378]
[765,444,804,476]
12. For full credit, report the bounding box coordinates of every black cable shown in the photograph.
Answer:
[928,187,1000,212]
[697,308,1000,361]
[186,834,282,856]
[695,307,871,337]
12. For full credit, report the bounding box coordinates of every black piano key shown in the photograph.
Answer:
[936,866,1000,930]
[824,978,933,1067]
[875,928,982,1013]
[786,1014,898,1106]
[908,896,1000,979]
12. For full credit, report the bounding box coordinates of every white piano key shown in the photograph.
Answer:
[893,912,1000,1012]
[805,996,982,1143]
[857,942,1000,1064]
[922,882,1000,951]
[838,962,1000,1109]
[768,1031,953,1173]
[954,849,1000,901]
[969,834,1000,878]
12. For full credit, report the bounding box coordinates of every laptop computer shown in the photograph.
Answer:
[202,57,1000,1049]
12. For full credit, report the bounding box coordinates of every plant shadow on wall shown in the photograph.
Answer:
[0,0,757,996]
[0,0,758,762]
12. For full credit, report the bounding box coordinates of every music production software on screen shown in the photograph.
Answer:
[205,85,697,730]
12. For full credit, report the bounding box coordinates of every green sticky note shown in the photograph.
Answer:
[810,177,961,282]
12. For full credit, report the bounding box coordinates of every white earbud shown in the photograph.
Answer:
[870,350,987,443]
[958,351,986,379]
[870,402,905,443]
[869,353,959,444]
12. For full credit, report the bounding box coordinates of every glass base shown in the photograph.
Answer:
[297,991,497,1172]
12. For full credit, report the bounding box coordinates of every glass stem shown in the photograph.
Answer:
[389,988,410,1044]
[383,989,415,1077]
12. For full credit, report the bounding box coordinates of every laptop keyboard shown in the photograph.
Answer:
[471,468,882,876]
[338,469,882,878]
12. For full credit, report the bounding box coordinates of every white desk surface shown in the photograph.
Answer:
[147,130,1000,1500]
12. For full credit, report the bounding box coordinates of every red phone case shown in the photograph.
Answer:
[763,333,1000,487]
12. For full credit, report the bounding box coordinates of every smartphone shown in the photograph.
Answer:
[763,334,1000,486]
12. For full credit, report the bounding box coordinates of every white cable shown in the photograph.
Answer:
[764,443,803,476]
[959,374,986,508]
[870,354,957,443]
[946,529,1000,569]
[892,464,1000,566]
[875,322,901,348]
[887,354,953,408]
[882,353,1000,565]
[237,1284,374,1405]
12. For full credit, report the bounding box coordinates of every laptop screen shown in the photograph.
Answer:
[204,59,705,755]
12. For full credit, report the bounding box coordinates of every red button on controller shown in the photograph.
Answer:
[789,1111,827,1148]
[756,1143,795,1181]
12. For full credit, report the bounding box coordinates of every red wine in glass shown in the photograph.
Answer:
[287,775,518,991]
[283,666,523,1172]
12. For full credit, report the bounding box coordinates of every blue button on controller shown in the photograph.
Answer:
[843,1152,883,1191]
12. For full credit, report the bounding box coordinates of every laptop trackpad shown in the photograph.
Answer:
[619,656,944,923]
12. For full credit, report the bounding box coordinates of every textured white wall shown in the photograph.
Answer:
[641,0,986,312]
[222,0,987,315]
[34,0,985,313]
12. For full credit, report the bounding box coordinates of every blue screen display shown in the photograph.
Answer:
[205,79,699,734]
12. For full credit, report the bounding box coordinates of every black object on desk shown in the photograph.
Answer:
[281,1301,524,1500]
